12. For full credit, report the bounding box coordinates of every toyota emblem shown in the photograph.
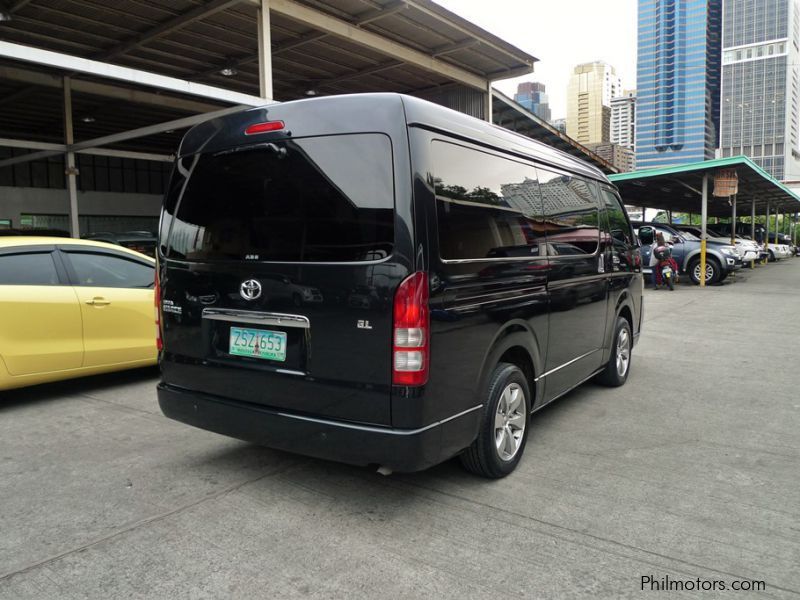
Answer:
[240,279,262,301]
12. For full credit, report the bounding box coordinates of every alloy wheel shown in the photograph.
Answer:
[616,327,631,377]
[494,383,526,461]
[693,262,715,283]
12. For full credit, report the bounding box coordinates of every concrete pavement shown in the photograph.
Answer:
[1,259,799,599]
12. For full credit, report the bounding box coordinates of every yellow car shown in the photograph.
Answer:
[0,237,157,391]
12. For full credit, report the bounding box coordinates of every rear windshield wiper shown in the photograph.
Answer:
[213,142,286,158]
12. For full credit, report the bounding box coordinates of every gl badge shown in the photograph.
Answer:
[240,279,262,301]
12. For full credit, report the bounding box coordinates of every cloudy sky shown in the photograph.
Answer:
[433,0,638,120]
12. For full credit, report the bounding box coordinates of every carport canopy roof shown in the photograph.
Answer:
[0,0,537,153]
[609,156,800,217]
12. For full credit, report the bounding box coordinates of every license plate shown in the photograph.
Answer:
[229,327,287,361]
[662,267,672,276]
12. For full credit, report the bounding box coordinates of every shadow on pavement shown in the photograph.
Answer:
[0,366,160,411]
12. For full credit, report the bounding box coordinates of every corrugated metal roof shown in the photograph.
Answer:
[0,0,538,155]
[0,0,536,99]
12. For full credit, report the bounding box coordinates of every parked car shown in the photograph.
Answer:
[0,237,157,391]
[673,225,761,265]
[0,228,70,237]
[83,231,157,257]
[713,223,794,261]
[767,243,793,261]
[632,221,741,285]
[155,93,643,478]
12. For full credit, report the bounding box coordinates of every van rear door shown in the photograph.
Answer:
[159,133,402,426]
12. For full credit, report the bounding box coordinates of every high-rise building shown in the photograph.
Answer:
[567,62,621,145]
[513,81,552,122]
[719,0,800,181]
[611,90,637,151]
[636,0,722,169]
[586,142,637,172]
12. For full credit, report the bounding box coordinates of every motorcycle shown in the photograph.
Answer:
[654,244,678,290]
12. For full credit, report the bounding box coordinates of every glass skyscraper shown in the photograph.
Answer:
[719,0,800,181]
[636,0,723,169]
[513,81,552,122]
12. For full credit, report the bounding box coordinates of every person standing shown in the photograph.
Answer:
[648,233,664,289]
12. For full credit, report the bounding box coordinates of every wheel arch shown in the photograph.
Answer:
[683,248,723,271]
[616,294,634,333]
[477,321,543,412]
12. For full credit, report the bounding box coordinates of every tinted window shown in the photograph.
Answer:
[433,141,546,260]
[0,253,59,285]
[68,252,154,288]
[166,134,394,262]
[537,168,600,255]
[599,187,634,246]
[600,187,637,272]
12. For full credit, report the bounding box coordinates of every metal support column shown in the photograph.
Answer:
[700,174,708,287]
[256,0,273,100]
[63,76,79,238]
[668,210,673,224]
[750,199,757,267]
[730,195,737,246]
[484,81,493,123]
[765,201,771,262]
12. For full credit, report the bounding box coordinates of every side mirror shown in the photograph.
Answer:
[638,226,655,245]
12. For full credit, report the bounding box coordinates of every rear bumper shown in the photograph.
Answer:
[157,383,479,472]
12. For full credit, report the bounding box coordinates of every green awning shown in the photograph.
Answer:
[609,156,800,217]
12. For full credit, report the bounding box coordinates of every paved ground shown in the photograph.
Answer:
[1,260,799,599]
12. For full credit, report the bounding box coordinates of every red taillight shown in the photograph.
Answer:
[154,269,163,351]
[392,272,429,386]
[244,120,285,135]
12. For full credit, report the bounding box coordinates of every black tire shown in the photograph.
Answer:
[768,250,775,262]
[688,256,721,285]
[460,363,530,478]
[596,316,632,387]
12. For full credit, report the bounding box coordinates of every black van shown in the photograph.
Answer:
[156,94,643,478]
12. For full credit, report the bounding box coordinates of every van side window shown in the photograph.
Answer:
[599,186,637,272]
[536,168,600,256]
[599,187,634,247]
[432,141,546,260]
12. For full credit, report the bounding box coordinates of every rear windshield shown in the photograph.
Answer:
[164,134,394,262]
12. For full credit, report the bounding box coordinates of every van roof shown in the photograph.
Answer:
[179,93,607,184]
[399,94,607,182]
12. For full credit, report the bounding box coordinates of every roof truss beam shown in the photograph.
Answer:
[0,41,267,107]
[0,65,223,113]
[193,1,409,82]
[252,0,487,90]
[97,0,246,62]
[8,0,31,13]
[0,105,245,169]
[0,138,173,163]
[403,0,535,68]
